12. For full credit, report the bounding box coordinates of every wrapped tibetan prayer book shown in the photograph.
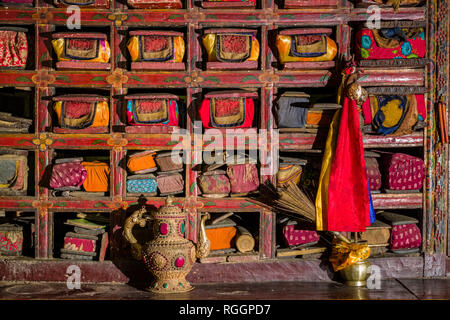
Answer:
[356,21,426,67]
[127,0,182,8]
[0,0,33,6]
[205,217,237,251]
[361,93,426,136]
[0,222,23,256]
[381,152,425,191]
[156,172,184,196]
[276,157,307,188]
[275,92,310,129]
[360,220,391,255]
[0,27,28,69]
[81,161,110,193]
[0,112,32,133]
[226,163,259,196]
[282,220,320,247]
[54,0,110,8]
[127,31,185,71]
[199,90,257,129]
[52,32,111,70]
[0,149,29,196]
[198,170,231,198]
[202,29,259,70]
[276,28,337,69]
[49,158,87,191]
[378,211,421,253]
[283,0,338,8]
[155,151,184,173]
[125,93,180,128]
[201,0,256,8]
[365,151,382,192]
[127,151,157,174]
[126,174,158,196]
[52,94,109,133]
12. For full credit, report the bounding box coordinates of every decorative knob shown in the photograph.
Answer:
[166,195,173,206]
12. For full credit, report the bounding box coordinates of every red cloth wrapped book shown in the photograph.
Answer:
[0,27,28,69]
[199,90,257,129]
[282,225,320,247]
[382,152,425,191]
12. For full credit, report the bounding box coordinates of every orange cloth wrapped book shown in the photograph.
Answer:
[127,151,157,174]
[206,226,237,251]
[81,161,110,192]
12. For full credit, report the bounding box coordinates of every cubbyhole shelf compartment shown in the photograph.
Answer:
[0,148,36,198]
[0,211,36,258]
[46,25,113,71]
[0,24,36,71]
[272,26,339,72]
[122,149,187,199]
[365,146,424,210]
[194,149,263,199]
[198,0,259,9]
[121,26,189,72]
[196,26,264,72]
[198,210,261,263]
[273,87,338,134]
[45,87,111,134]
[51,211,110,261]
[275,0,339,9]
[357,208,424,258]
[114,87,187,134]
[44,149,112,199]
[275,216,327,260]
[192,87,262,141]
[0,87,35,134]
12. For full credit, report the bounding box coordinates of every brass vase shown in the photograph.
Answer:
[123,196,210,293]
[339,260,371,287]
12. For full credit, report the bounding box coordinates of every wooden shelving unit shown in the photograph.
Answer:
[0,0,448,281]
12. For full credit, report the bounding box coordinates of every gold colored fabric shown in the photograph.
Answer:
[380,98,404,127]
[217,34,251,62]
[369,95,418,136]
[202,33,260,62]
[391,95,418,136]
[372,28,424,49]
[53,101,109,128]
[65,39,98,59]
[329,238,371,272]
[127,36,185,63]
[294,35,327,56]
[211,98,244,126]
[372,29,402,48]
[276,34,337,64]
[52,38,111,63]
[141,36,173,61]
[277,164,302,187]
[372,0,422,11]
[135,100,168,123]
[315,109,341,231]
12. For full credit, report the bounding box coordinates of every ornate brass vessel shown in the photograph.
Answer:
[339,259,371,287]
[123,196,210,293]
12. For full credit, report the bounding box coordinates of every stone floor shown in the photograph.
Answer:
[0,279,448,300]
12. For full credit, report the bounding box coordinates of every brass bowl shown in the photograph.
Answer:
[339,260,371,287]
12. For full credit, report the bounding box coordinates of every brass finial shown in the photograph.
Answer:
[166,195,173,206]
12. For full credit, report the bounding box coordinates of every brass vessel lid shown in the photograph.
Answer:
[157,196,182,215]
